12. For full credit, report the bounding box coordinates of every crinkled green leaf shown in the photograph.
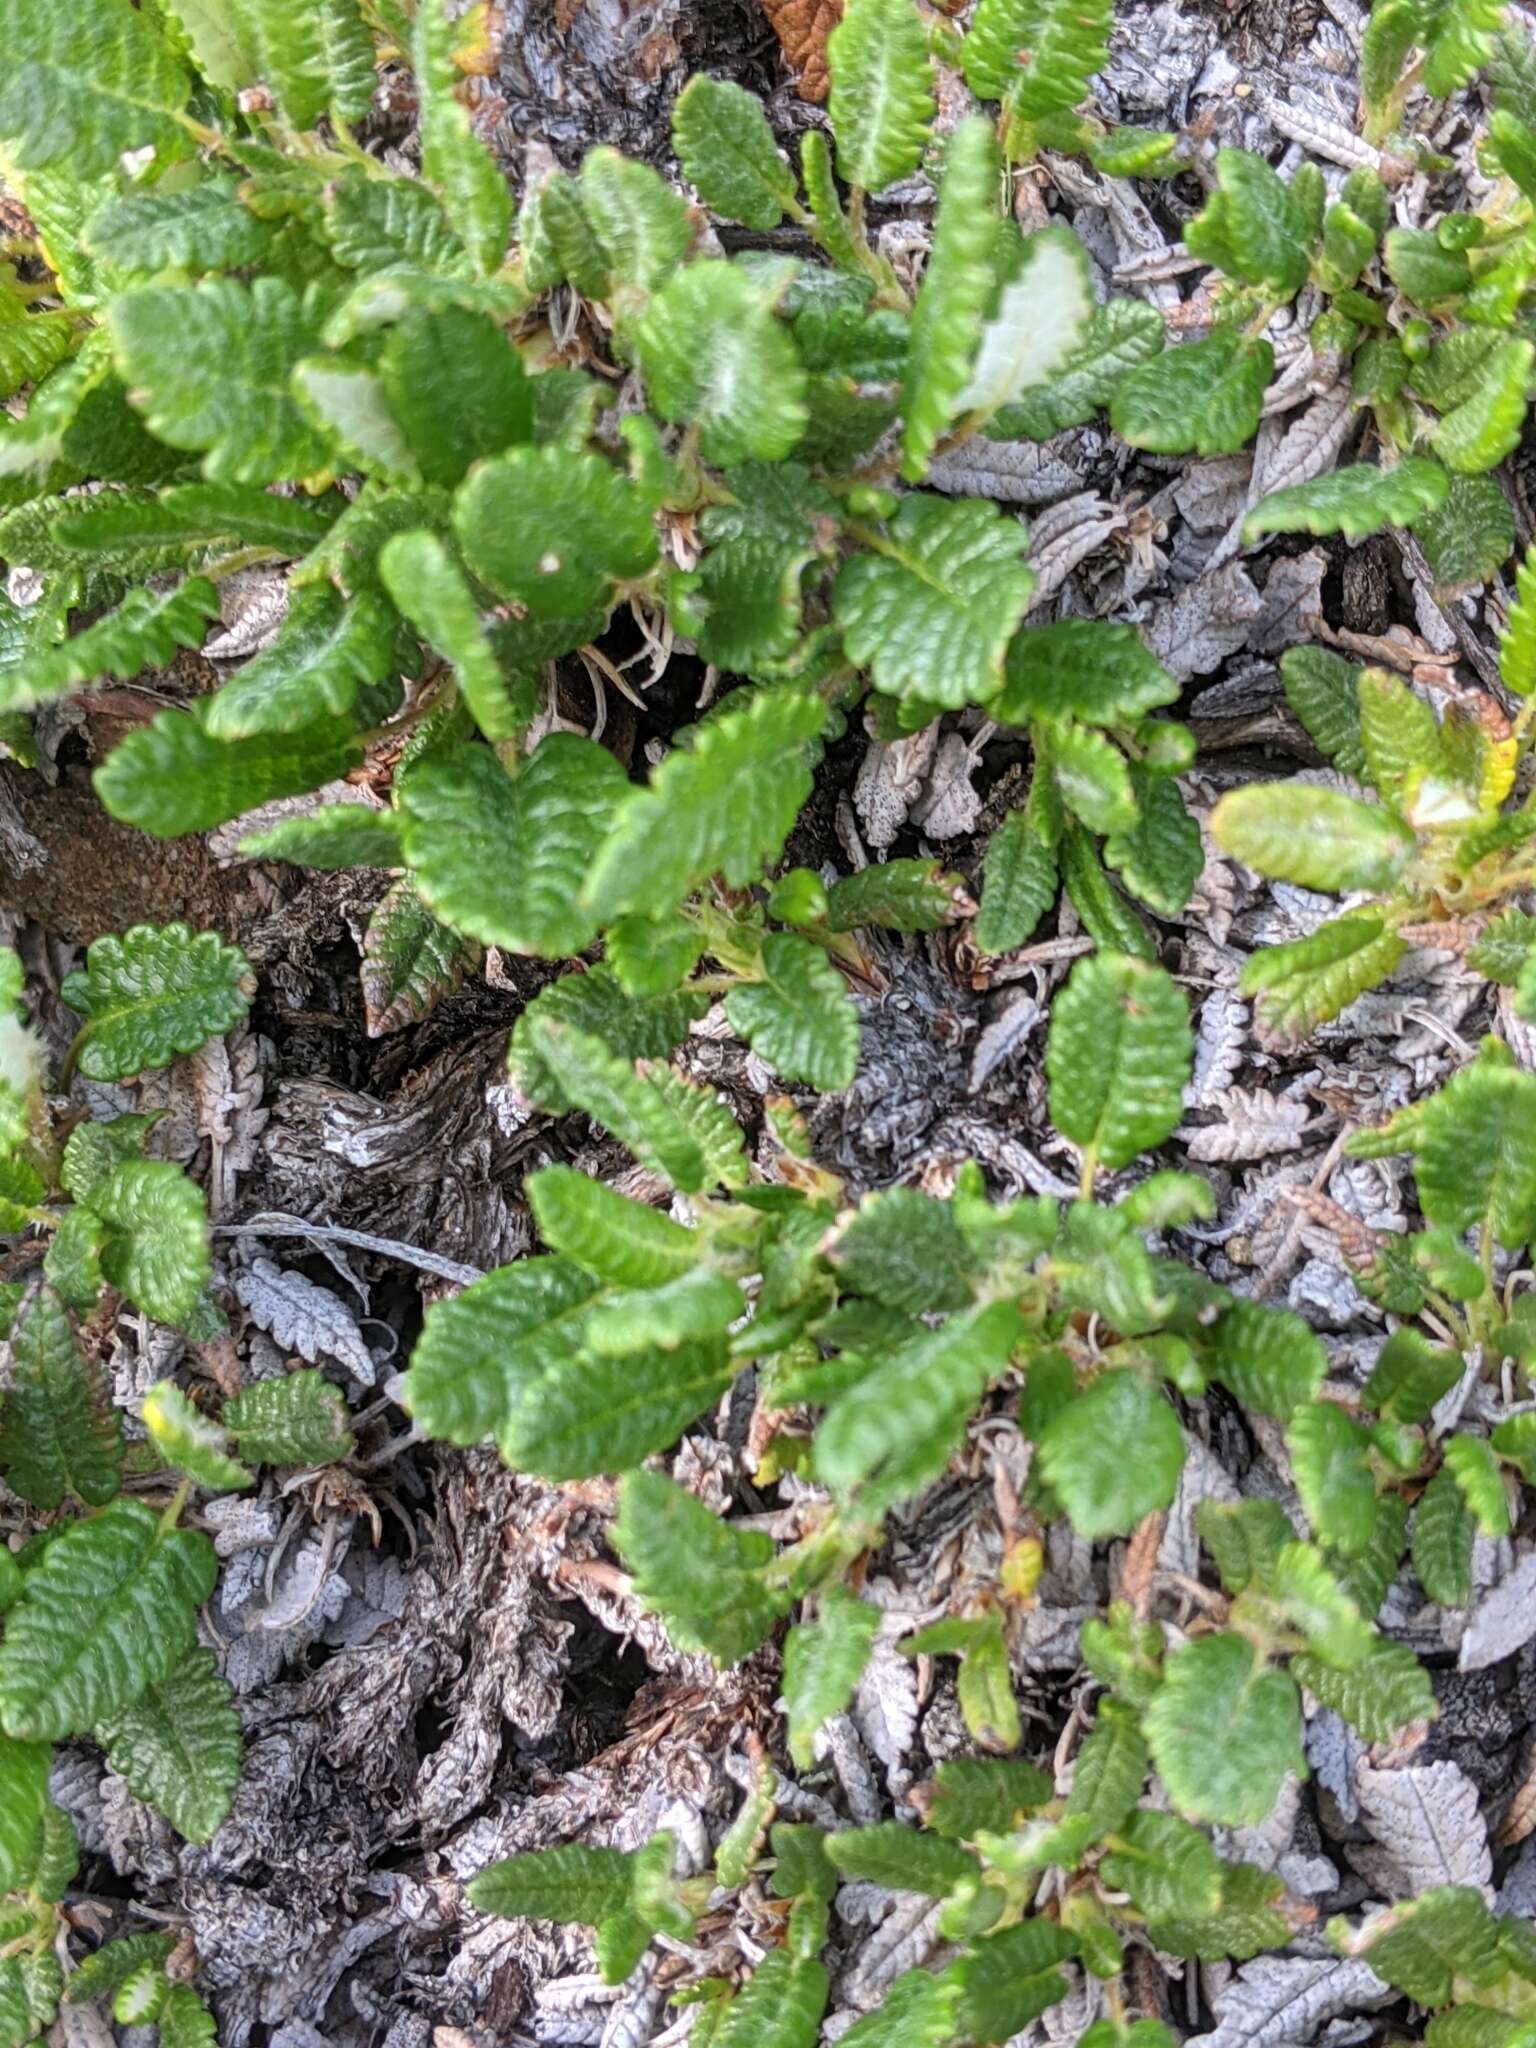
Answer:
[86,175,271,272]
[633,260,808,466]
[1037,1369,1183,1538]
[1293,1637,1436,1742]
[834,494,1034,708]
[235,0,375,128]
[238,802,403,870]
[378,529,526,742]
[1267,1540,1374,1668]
[671,74,798,230]
[0,0,192,177]
[470,1841,636,1926]
[61,923,252,1083]
[1361,1326,1463,1424]
[997,619,1178,728]
[223,1370,353,1467]
[1433,338,1534,475]
[1105,768,1203,918]
[826,0,934,195]
[94,1645,240,1844]
[527,1165,702,1290]
[1279,645,1367,774]
[831,1186,975,1313]
[1100,1810,1222,1923]
[900,117,1000,478]
[1000,296,1165,440]
[412,0,511,276]
[1145,1632,1303,1826]
[1444,1432,1511,1538]
[0,1498,215,1740]
[1201,1298,1326,1418]
[783,1587,882,1770]
[824,1821,981,1896]
[141,1381,251,1492]
[964,0,1112,121]
[1045,950,1191,1173]
[507,968,706,1113]
[1287,1402,1378,1556]
[725,933,859,1091]
[359,877,479,1037]
[1413,473,1515,590]
[976,808,1057,954]
[713,1951,828,2048]
[0,579,219,718]
[0,1285,122,1510]
[1183,149,1313,294]
[1244,458,1449,543]
[1413,1461,1475,1606]
[614,1469,784,1662]
[455,443,656,620]
[92,1158,210,1325]
[95,706,362,839]
[825,858,963,934]
[402,1256,598,1447]
[1110,329,1273,458]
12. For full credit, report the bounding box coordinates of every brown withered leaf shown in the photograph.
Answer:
[762,0,843,101]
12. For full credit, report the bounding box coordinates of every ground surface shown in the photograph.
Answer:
[6,3,1536,2045]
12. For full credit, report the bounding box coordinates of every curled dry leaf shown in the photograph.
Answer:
[761,0,843,99]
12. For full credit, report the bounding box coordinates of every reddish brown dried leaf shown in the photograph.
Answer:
[762,0,843,101]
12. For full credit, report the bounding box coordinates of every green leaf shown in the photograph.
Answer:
[1287,1403,1378,1556]
[1267,1540,1373,1668]
[581,1269,741,1357]
[359,878,479,1037]
[671,75,798,230]
[157,1985,216,2048]
[1197,1499,1293,1595]
[235,0,375,128]
[1100,1810,1222,1922]
[1444,1432,1511,1538]
[397,737,625,956]
[782,1587,881,1769]
[209,585,399,742]
[1413,473,1515,590]
[378,529,524,743]
[1433,338,1534,474]
[377,308,532,491]
[833,494,1034,709]
[516,1017,702,1188]
[724,933,859,1091]
[0,1950,61,2047]
[831,1186,975,1313]
[824,1821,981,1896]
[1361,1327,1462,1423]
[1421,0,1507,94]
[403,1257,597,1447]
[826,0,934,194]
[470,1841,636,1926]
[324,170,467,276]
[1239,914,1404,1047]
[614,1470,784,1662]
[141,1381,251,1492]
[713,1952,828,2048]
[290,357,419,482]
[0,1498,215,1740]
[687,461,840,675]
[813,1301,1022,1501]
[455,443,656,620]
[0,1736,50,1893]
[1065,1698,1148,1839]
[996,618,1179,728]
[1403,1053,1536,1247]
[579,147,690,293]
[836,1969,960,2048]
[1243,458,1449,543]
[633,261,808,466]
[412,0,511,275]
[1110,329,1273,458]
[222,1370,353,1466]
[824,858,963,934]
[90,1158,209,1326]
[238,803,403,870]
[1201,1298,1326,1418]
[506,967,706,1113]
[1359,667,1448,812]
[1037,1369,1183,1538]
[1105,768,1203,918]
[585,689,824,921]
[964,0,1113,121]
[1412,1462,1475,1606]
[0,579,218,720]
[108,278,331,485]
[0,0,192,177]
[1045,951,1192,1173]
[93,1645,240,1844]
[1183,149,1313,295]
[1385,226,1473,304]
[1210,783,1415,891]
[900,118,1000,479]
[1000,296,1165,440]
[86,174,271,272]
[1293,1638,1436,1742]
[61,923,252,1083]
[1145,1862,1289,1965]
[960,226,1093,421]
[527,1165,702,1290]
[0,1286,122,1511]
[1503,543,1536,696]
[976,809,1057,954]
[1145,1633,1303,1826]
[41,481,342,565]
[922,1758,1052,1838]
[94,707,362,837]
[951,1923,1077,2042]
[1279,645,1366,774]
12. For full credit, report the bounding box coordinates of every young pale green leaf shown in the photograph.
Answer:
[413,0,511,276]
[239,803,404,871]
[1433,339,1534,475]
[633,261,809,466]
[724,933,859,1091]
[1051,722,1137,835]
[1279,645,1367,774]
[1144,1633,1303,1826]
[1267,1541,1373,1669]
[156,1985,216,2048]
[1444,1433,1512,1538]
[900,117,1000,479]
[964,0,1113,121]
[579,146,690,292]
[455,443,657,619]
[0,1286,123,1511]
[614,1470,785,1663]
[1110,330,1273,458]
[1201,1298,1326,1418]
[782,1587,882,1769]
[1412,1462,1475,1607]
[1292,1639,1437,1743]
[826,0,934,194]
[1500,544,1536,696]
[291,358,419,483]
[1286,1403,1379,1556]
[824,1821,982,1896]
[813,1301,1022,1501]
[470,1841,636,1927]
[1243,459,1449,543]
[671,74,799,229]
[1358,666,1447,811]
[1413,473,1515,591]
[976,809,1058,954]
[581,1269,741,1356]
[1037,1369,1184,1538]
[92,1158,210,1326]
[402,1257,598,1448]
[63,1935,176,2011]
[0,0,192,177]
[1182,149,1312,294]
[61,923,252,1083]
[1210,783,1415,892]
[527,1165,702,1290]
[959,227,1092,421]
[141,1382,252,1492]
[108,278,332,485]
[1045,951,1192,1174]
[585,689,823,921]
[360,878,480,1037]
[0,1498,215,1740]
[378,530,525,743]
[93,1645,240,1845]
[0,580,219,717]
[398,737,626,957]
[833,494,1034,709]
[223,1371,354,1467]
[996,619,1179,728]
[95,708,363,838]
[1099,1810,1222,1923]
